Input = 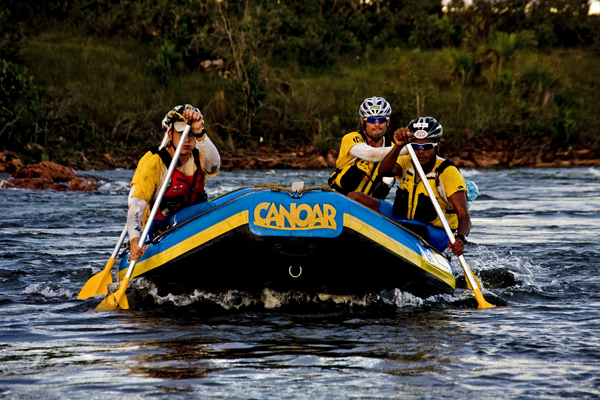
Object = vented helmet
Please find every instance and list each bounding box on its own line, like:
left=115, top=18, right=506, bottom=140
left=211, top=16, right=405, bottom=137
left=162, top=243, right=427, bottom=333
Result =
left=161, top=104, right=200, bottom=131
left=407, top=117, right=443, bottom=140
left=359, top=97, right=392, bottom=119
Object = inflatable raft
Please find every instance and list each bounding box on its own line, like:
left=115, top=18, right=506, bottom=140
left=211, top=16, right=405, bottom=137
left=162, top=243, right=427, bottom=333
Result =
left=116, top=184, right=456, bottom=298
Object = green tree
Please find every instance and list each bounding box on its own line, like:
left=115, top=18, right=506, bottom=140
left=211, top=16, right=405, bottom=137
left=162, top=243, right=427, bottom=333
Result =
left=485, top=30, right=536, bottom=78
left=528, top=0, right=590, bottom=47
left=449, top=49, right=478, bottom=86
left=409, top=14, right=458, bottom=49
left=0, top=59, right=41, bottom=150
left=0, top=8, right=41, bottom=151
left=210, top=1, right=269, bottom=137
left=147, top=40, right=183, bottom=84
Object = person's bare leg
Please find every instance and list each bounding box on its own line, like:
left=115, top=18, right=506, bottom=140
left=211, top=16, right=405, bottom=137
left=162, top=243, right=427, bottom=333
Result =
left=347, top=191, right=380, bottom=211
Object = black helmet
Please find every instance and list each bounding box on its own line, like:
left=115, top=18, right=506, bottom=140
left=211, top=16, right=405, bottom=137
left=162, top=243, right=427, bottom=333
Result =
left=407, top=117, right=443, bottom=140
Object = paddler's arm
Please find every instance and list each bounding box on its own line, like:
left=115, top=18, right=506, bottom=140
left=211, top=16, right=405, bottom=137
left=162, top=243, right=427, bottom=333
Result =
left=348, top=142, right=393, bottom=162
left=126, top=152, right=162, bottom=261
left=184, top=108, right=221, bottom=175
left=448, top=190, right=471, bottom=257
left=127, top=186, right=148, bottom=261
left=379, top=128, right=410, bottom=176
left=196, top=134, right=221, bottom=175
left=347, top=129, right=405, bottom=211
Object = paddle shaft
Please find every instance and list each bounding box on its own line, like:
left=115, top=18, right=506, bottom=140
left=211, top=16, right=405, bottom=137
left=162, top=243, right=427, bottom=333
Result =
left=111, top=225, right=128, bottom=260
left=77, top=224, right=128, bottom=299
left=406, top=144, right=481, bottom=292
left=121, top=121, right=193, bottom=282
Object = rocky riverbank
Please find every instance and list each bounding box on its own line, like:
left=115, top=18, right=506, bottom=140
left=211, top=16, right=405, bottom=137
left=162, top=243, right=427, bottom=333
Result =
left=221, top=146, right=600, bottom=170
left=1, top=147, right=599, bottom=191
left=0, top=152, right=98, bottom=191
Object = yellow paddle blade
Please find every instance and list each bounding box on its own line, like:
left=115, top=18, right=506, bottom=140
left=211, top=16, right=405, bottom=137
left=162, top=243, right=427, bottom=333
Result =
left=473, top=288, right=495, bottom=309
left=95, top=277, right=130, bottom=311
left=95, top=293, right=120, bottom=311
left=78, top=258, right=115, bottom=299
left=464, top=272, right=482, bottom=290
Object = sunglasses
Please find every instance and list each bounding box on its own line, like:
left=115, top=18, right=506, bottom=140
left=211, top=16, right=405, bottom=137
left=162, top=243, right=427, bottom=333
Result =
left=410, top=142, right=438, bottom=151
left=365, top=116, right=389, bottom=124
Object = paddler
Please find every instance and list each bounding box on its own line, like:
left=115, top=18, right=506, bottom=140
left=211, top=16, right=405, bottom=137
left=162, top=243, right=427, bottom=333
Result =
left=328, top=96, right=396, bottom=200
left=127, top=104, right=221, bottom=261
left=349, top=117, right=471, bottom=257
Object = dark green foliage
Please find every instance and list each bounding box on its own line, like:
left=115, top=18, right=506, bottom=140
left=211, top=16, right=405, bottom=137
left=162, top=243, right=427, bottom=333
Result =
left=147, top=41, right=183, bottom=84
left=528, top=0, right=590, bottom=47
left=2, top=0, right=600, bottom=166
left=0, top=9, right=42, bottom=151
left=0, top=59, right=42, bottom=150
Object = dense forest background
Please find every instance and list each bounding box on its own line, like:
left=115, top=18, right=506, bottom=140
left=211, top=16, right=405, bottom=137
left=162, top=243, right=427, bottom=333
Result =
left=2, top=0, right=600, bottom=169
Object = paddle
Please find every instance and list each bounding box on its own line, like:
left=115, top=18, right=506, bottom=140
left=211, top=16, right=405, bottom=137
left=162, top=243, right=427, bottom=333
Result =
left=96, top=120, right=192, bottom=311
left=406, top=143, right=494, bottom=309
left=77, top=225, right=127, bottom=299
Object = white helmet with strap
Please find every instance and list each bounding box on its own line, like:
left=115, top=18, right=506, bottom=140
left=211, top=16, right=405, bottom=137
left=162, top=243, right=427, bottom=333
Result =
left=359, top=97, right=392, bottom=119
left=159, top=104, right=201, bottom=149
left=161, top=104, right=200, bottom=131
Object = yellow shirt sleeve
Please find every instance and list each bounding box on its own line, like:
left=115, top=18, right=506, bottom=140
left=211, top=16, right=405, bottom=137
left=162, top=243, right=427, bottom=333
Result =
left=335, top=131, right=366, bottom=169
left=440, top=164, right=466, bottom=198
left=130, top=152, right=163, bottom=203
left=395, top=155, right=412, bottom=179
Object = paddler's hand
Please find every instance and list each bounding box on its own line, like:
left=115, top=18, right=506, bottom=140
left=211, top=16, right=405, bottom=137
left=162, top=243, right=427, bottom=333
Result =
left=393, top=127, right=411, bottom=147
left=129, top=237, right=146, bottom=261
left=182, top=108, right=204, bottom=138
left=449, top=237, right=465, bottom=257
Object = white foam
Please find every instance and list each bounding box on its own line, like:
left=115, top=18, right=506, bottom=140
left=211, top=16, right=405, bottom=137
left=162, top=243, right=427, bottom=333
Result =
left=124, top=278, right=445, bottom=310
left=22, top=283, right=75, bottom=299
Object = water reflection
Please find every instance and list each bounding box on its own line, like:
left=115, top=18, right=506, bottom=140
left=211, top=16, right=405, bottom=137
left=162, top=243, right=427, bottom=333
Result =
left=123, top=309, right=468, bottom=385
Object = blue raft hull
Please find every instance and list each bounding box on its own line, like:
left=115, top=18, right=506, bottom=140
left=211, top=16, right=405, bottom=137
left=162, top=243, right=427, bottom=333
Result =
left=117, top=186, right=456, bottom=298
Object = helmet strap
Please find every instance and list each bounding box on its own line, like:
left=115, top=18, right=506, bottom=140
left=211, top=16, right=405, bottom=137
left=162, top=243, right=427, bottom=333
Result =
left=167, top=127, right=175, bottom=148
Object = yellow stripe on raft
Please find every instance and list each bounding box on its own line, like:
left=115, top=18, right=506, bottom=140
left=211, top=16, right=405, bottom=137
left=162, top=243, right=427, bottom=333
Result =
left=119, top=211, right=249, bottom=280
left=118, top=210, right=454, bottom=289
left=343, top=214, right=455, bottom=289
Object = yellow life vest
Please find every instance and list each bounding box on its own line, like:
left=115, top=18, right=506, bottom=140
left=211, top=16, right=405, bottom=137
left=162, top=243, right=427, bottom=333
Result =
left=328, top=130, right=393, bottom=199
left=392, top=156, right=466, bottom=230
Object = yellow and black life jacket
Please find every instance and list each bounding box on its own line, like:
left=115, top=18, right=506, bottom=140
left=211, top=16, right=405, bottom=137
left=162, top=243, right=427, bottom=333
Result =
left=392, top=158, right=462, bottom=229
left=328, top=130, right=393, bottom=199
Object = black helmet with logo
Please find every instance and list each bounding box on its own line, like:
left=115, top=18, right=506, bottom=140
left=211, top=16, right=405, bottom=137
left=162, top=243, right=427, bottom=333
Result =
left=407, top=117, right=443, bottom=140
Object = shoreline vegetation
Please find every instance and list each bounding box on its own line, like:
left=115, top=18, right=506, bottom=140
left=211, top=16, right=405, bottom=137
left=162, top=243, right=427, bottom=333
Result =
left=2, top=0, right=600, bottom=174
left=1, top=147, right=599, bottom=192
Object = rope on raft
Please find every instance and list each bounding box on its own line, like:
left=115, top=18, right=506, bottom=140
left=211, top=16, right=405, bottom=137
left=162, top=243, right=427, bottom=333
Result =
left=257, top=183, right=334, bottom=195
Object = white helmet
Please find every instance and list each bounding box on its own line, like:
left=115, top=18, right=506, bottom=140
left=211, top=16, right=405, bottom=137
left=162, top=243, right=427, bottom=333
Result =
left=359, top=97, right=392, bottom=119
left=161, top=104, right=201, bottom=131
left=159, top=104, right=201, bottom=149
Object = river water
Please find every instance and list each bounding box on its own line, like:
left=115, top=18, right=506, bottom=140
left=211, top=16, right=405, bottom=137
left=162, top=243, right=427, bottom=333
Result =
left=1, top=167, right=599, bottom=399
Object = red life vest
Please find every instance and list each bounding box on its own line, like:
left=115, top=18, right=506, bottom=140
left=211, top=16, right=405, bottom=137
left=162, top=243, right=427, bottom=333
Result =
left=152, top=148, right=207, bottom=221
